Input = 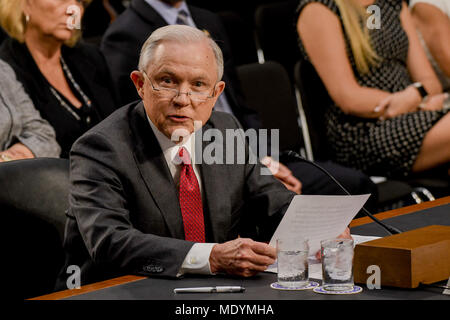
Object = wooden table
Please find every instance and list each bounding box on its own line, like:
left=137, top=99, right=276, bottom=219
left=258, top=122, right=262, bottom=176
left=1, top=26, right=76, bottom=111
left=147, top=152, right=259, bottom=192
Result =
left=30, top=196, right=450, bottom=300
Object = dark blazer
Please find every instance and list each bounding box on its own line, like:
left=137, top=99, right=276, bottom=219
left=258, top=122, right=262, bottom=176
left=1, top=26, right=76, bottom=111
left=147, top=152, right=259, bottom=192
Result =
left=100, top=0, right=261, bottom=130
left=0, top=38, right=118, bottom=158
left=56, top=102, right=295, bottom=288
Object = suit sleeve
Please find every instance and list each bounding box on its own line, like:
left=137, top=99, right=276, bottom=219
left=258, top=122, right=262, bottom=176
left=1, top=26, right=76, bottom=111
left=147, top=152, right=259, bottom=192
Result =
left=226, top=114, right=296, bottom=241
left=69, top=131, right=194, bottom=278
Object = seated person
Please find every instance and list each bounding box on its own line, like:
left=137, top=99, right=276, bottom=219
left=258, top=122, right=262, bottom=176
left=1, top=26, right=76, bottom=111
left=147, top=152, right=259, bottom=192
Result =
left=101, top=0, right=378, bottom=203
left=0, top=59, right=60, bottom=162
left=0, top=0, right=118, bottom=158
left=56, top=25, right=351, bottom=289
left=410, top=0, right=450, bottom=91
left=296, top=0, right=450, bottom=178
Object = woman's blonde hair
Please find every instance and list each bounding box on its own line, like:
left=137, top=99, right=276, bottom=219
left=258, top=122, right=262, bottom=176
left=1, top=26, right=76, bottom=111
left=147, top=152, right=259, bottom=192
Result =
left=0, top=0, right=92, bottom=47
left=334, top=0, right=380, bottom=74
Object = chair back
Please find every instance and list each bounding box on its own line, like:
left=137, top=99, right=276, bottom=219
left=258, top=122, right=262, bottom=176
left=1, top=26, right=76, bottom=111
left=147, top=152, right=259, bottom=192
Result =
left=254, top=1, right=301, bottom=79
left=218, top=10, right=258, bottom=66
left=0, top=158, right=70, bottom=298
left=236, top=61, right=303, bottom=153
left=294, top=59, right=334, bottom=161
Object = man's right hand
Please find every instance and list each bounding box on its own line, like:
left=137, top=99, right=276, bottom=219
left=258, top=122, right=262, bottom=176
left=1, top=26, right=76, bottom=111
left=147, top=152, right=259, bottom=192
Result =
left=209, top=238, right=276, bottom=277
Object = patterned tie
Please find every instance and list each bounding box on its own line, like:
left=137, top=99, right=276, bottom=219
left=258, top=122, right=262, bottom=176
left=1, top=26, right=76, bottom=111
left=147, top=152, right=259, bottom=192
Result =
left=176, top=10, right=189, bottom=25
left=178, top=147, right=205, bottom=242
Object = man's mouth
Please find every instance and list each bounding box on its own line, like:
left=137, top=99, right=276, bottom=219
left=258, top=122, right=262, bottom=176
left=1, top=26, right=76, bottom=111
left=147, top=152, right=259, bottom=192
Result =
left=168, top=115, right=190, bottom=122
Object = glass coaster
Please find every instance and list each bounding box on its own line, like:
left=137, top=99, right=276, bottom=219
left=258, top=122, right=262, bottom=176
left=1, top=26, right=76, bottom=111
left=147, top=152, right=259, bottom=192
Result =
left=270, top=281, right=320, bottom=291
left=313, top=285, right=363, bottom=295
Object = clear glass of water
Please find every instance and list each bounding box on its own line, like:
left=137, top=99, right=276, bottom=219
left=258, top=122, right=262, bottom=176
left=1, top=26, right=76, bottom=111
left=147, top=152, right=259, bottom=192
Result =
left=320, top=239, right=354, bottom=291
left=276, top=237, right=309, bottom=288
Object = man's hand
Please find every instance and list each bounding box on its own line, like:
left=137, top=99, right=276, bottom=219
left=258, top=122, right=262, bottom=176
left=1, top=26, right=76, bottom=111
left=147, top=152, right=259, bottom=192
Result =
left=209, top=238, right=276, bottom=277
left=261, top=156, right=302, bottom=194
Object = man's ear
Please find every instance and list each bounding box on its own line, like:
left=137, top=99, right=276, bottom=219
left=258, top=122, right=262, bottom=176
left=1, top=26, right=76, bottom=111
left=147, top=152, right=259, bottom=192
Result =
left=214, top=80, right=226, bottom=98
left=130, top=71, right=145, bottom=99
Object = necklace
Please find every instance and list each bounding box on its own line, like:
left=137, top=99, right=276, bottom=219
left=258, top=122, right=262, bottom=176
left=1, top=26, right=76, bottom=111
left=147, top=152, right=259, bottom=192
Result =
left=49, top=56, right=93, bottom=125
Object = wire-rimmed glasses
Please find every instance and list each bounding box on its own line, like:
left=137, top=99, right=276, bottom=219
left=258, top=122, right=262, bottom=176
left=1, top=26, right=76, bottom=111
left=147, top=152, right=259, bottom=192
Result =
left=142, top=71, right=216, bottom=103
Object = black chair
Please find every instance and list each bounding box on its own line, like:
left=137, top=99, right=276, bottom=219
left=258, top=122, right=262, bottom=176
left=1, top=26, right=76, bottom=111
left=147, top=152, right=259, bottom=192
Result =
left=235, top=61, right=303, bottom=154
left=254, top=0, right=301, bottom=80
left=0, top=158, right=70, bottom=299
left=292, top=59, right=432, bottom=211
left=217, top=10, right=259, bottom=66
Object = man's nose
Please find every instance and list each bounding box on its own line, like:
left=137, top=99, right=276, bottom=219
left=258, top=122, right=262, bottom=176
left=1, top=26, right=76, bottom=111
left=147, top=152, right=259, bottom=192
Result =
left=173, top=87, right=191, bottom=106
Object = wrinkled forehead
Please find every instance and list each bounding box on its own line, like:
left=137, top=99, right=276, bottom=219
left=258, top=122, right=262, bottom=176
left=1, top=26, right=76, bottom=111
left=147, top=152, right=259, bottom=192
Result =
left=147, top=39, right=219, bottom=80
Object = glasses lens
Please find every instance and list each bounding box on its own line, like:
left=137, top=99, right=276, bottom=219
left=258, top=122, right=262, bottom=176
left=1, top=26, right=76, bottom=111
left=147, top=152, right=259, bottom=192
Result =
left=145, top=72, right=214, bottom=102
left=189, top=92, right=210, bottom=102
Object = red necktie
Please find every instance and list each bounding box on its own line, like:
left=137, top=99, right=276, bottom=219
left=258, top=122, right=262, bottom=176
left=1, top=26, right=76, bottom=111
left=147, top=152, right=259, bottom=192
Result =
left=178, top=147, right=205, bottom=242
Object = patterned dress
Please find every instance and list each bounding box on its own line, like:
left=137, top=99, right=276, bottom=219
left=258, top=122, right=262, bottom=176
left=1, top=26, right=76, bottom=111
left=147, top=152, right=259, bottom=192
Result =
left=296, top=0, right=449, bottom=178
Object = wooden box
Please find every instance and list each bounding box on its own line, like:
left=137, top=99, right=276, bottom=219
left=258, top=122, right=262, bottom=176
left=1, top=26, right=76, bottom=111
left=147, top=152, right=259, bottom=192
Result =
left=353, top=225, right=450, bottom=288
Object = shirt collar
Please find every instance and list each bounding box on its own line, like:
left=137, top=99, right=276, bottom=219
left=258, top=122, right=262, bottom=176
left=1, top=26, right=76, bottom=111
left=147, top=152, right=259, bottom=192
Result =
left=147, top=115, right=196, bottom=165
left=144, top=0, right=195, bottom=26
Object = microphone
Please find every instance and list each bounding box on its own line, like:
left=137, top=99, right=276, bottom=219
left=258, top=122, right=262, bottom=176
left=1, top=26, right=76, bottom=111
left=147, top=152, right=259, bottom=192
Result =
left=282, top=150, right=402, bottom=235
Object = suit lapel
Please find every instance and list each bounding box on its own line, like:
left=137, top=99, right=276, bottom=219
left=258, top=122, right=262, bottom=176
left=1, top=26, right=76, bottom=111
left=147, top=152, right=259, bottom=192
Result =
left=197, top=121, right=231, bottom=244
left=129, top=104, right=231, bottom=242
left=130, top=103, right=185, bottom=239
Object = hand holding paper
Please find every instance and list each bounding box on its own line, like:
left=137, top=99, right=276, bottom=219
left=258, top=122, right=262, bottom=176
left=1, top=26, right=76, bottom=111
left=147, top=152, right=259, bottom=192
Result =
left=269, top=194, right=370, bottom=255
left=266, top=194, right=370, bottom=277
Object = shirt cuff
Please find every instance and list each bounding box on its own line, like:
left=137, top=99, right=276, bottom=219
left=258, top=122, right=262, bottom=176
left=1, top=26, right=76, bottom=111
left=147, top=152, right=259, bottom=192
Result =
left=177, top=243, right=217, bottom=277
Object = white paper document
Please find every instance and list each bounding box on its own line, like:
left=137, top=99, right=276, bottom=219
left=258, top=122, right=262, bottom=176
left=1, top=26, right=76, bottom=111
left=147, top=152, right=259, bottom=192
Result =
left=269, top=194, right=371, bottom=255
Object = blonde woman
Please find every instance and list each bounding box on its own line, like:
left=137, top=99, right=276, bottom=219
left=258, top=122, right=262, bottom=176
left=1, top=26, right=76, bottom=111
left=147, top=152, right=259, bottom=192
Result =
left=0, top=0, right=117, bottom=158
left=296, top=0, right=450, bottom=178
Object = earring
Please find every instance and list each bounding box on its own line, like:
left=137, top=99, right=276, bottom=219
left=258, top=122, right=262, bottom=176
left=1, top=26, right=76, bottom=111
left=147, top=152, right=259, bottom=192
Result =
left=25, top=14, right=30, bottom=24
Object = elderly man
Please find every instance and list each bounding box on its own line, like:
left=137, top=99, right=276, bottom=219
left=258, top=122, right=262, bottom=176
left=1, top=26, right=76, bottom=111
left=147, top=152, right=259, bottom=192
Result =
left=56, top=25, right=300, bottom=289
left=101, top=0, right=378, bottom=208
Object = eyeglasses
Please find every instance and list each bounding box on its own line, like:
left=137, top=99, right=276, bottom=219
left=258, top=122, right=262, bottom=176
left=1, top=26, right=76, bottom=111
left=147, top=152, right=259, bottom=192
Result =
left=142, top=71, right=216, bottom=103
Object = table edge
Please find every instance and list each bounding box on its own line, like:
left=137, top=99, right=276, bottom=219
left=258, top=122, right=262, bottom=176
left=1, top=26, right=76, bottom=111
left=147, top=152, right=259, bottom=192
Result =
left=349, top=196, right=450, bottom=228
left=30, top=196, right=450, bottom=300
left=28, top=275, right=147, bottom=300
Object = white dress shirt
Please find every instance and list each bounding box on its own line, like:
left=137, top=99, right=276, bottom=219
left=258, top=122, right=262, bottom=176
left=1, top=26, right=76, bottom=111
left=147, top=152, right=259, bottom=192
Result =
left=147, top=116, right=216, bottom=276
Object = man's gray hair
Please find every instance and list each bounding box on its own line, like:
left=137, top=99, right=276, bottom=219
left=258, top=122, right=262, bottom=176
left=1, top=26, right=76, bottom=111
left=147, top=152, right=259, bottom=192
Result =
left=138, top=25, right=224, bottom=81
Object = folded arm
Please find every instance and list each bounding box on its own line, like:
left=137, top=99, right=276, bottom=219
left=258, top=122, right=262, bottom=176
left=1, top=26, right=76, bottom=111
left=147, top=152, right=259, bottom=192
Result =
left=411, top=2, right=450, bottom=78
left=297, top=2, right=443, bottom=119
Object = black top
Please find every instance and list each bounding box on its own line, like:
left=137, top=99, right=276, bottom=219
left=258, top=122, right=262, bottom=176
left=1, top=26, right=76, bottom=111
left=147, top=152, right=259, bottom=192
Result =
left=0, top=38, right=118, bottom=158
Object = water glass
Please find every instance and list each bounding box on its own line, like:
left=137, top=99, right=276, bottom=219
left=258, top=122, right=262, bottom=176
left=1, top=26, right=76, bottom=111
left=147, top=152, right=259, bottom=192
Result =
left=276, top=238, right=309, bottom=288
left=320, top=239, right=354, bottom=291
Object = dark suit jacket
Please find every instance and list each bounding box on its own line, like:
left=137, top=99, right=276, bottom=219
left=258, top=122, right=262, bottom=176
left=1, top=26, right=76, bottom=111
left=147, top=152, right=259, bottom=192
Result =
left=0, top=38, right=118, bottom=157
left=100, top=0, right=261, bottom=130
left=56, top=101, right=295, bottom=288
